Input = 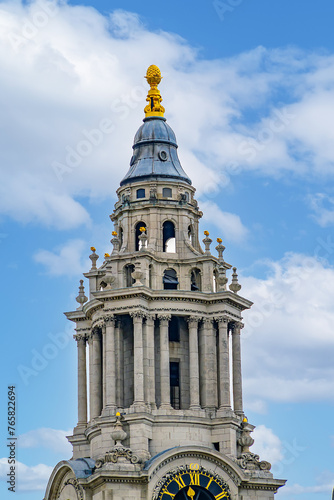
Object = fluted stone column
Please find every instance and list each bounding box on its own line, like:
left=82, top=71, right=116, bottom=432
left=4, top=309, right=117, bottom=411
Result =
left=102, top=324, right=106, bottom=408
left=74, top=333, right=87, bottom=426
left=90, top=327, right=103, bottom=419
left=202, top=318, right=218, bottom=410
left=158, top=314, right=171, bottom=409
left=104, top=315, right=117, bottom=414
left=115, top=320, right=124, bottom=408
left=145, top=315, right=156, bottom=409
left=217, top=317, right=231, bottom=409
left=232, top=322, right=243, bottom=415
left=88, top=334, right=93, bottom=420
left=130, top=311, right=145, bottom=409
left=188, top=316, right=200, bottom=409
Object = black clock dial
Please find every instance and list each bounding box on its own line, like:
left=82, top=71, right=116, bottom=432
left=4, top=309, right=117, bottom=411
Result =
left=157, top=465, right=230, bottom=500
left=174, top=485, right=215, bottom=500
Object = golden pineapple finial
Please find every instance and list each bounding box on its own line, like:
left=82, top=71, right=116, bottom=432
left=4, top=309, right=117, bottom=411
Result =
left=144, top=65, right=165, bottom=118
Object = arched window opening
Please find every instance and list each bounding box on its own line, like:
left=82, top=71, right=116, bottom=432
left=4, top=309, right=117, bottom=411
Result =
left=163, top=187, right=172, bottom=198
left=149, top=264, right=153, bottom=289
left=191, top=268, right=201, bottom=291
left=188, top=225, right=193, bottom=244
left=119, top=227, right=123, bottom=249
left=170, top=361, right=180, bottom=409
left=135, top=221, right=146, bottom=251
left=168, top=316, right=180, bottom=342
left=213, top=269, right=218, bottom=293
left=124, top=264, right=135, bottom=287
left=163, top=221, right=176, bottom=253
left=163, top=268, right=178, bottom=290
left=136, top=188, right=145, bottom=199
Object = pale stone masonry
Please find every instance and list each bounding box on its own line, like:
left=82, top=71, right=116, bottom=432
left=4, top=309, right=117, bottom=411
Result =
left=44, top=66, right=285, bottom=500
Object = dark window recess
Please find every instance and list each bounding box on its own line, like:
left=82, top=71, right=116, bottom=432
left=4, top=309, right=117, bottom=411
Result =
left=170, top=362, right=180, bottom=409
left=124, top=264, right=135, bottom=287
left=135, top=221, right=146, bottom=251
left=136, top=189, right=145, bottom=199
left=163, top=221, right=175, bottom=252
left=213, top=442, right=220, bottom=451
left=169, top=316, right=180, bottom=342
left=119, top=227, right=123, bottom=249
left=163, top=269, right=178, bottom=290
left=191, top=269, right=201, bottom=291
left=163, top=187, right=172, bottom=198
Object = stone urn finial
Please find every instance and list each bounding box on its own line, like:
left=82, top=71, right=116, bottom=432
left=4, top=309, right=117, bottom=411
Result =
left=103, top=262, right=115, bottom=289
left=76, top=280, right=88, bottom=309
left=89, top=247, right=99, bottom=270
left=238, top=418, right=255, bottom=453
left=202, top=231, right=212, bottom=255
left=139, top=227, right=148, bottom=251
left=111, top=413, right=127, bottom=445
left=111, top=231, right=120, bottom=253
left=215, top=238, right=225, bottom=262
left=229, top=267, right=241, bottom=293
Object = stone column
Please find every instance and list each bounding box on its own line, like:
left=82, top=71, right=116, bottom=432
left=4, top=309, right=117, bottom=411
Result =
left=88, top=334, right=93, bottom=420
left=102, top=324, right=106, bottom=408
left=202, top=318, right=218, bottom=410
left=188, top=316, right=200, bottom=409
left=104, top=315, right=117, bottom=414
left=90, top=327, right=103, bottom=419
left=74, top=333, right=87, bottom=426
left=130, top=311, right=146, bottom=409
left=232, top=322, right=243, bottom=415
left=145, top=315, right=156, bottom=409
left=115, top=319, right=124, bottom=408
left=158, top=314, right=171, bottom=409
left=217, top=317, right=231, bottom=409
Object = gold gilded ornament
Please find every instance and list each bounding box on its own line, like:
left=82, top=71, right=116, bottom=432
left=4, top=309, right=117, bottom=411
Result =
left=144, top=65, right=165, bottom=118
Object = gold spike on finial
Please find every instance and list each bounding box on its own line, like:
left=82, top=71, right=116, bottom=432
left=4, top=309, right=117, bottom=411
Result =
left=144, top=65, right=165, bottom=118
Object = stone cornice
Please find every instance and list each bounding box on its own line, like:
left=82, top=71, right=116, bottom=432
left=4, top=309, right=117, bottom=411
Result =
left=93, top=251, right=232, bottom=270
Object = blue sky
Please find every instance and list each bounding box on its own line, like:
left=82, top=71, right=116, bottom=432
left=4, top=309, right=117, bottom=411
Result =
left=0, top=0, right=334, bottom=498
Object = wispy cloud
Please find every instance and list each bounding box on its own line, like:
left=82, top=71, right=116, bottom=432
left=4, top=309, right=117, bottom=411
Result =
left=1, top=2, right=334, bottom=230
left=18, top=427, right=72, bottom=455
left=0, top=457, right=53, bottom=492
left=241, top=252, right=334, bottom=407
left=34, top=239, right=88, bottom=276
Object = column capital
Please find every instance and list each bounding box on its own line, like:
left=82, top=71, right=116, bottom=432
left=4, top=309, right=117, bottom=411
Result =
left=157, top=313, right=171, bottom=322
left=187, top=316, right=200, bottom=325
left=202, top=317, right=214, bottom=325
left=91, top=327, right=102, bottom=340
left=230, top=321, right=244, bottom=333
left=104, top=314, right=115, bottom=325
left=130, top=310, right=146, bottom=320
left=73, top=333, right=87, bottom=343
left=215, top=316, right=229, bottom=325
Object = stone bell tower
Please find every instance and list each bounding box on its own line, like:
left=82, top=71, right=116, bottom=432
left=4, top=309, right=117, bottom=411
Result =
left=44, top=65, right=285, bottom=500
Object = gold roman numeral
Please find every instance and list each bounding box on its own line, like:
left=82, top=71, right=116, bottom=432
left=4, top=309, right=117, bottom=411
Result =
left=174, top=475, right=186, bottom=489
left=189, top=472, right=200, bottom=486
left=162, top=487, right=175, bottom=499
left=215, top=491, right=228, bottom=500
left=205, top=477, right=213, bottom=490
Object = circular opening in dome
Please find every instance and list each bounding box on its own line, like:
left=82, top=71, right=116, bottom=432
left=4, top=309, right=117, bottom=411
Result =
left=158, top=150, right=168, bottom=161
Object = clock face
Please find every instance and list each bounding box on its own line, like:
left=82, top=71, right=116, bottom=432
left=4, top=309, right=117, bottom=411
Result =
left=157, top=465, right=230, bottom=500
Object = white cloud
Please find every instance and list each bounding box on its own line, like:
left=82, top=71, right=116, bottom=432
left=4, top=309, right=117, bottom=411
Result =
left=308, top=193, right=334, bottom=227
left=0, top=457, right=53, bottom=491
left=0, top=2, right=334, bottom=230
left=200, top=201, right=248, bottom=244
left=252, top=425, right=283, bottom=465
left=19, top=427, right=72, bottom=455
left=34, top=238, right=88, bottom=276
left=240, top=252, right=334, bottom=406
